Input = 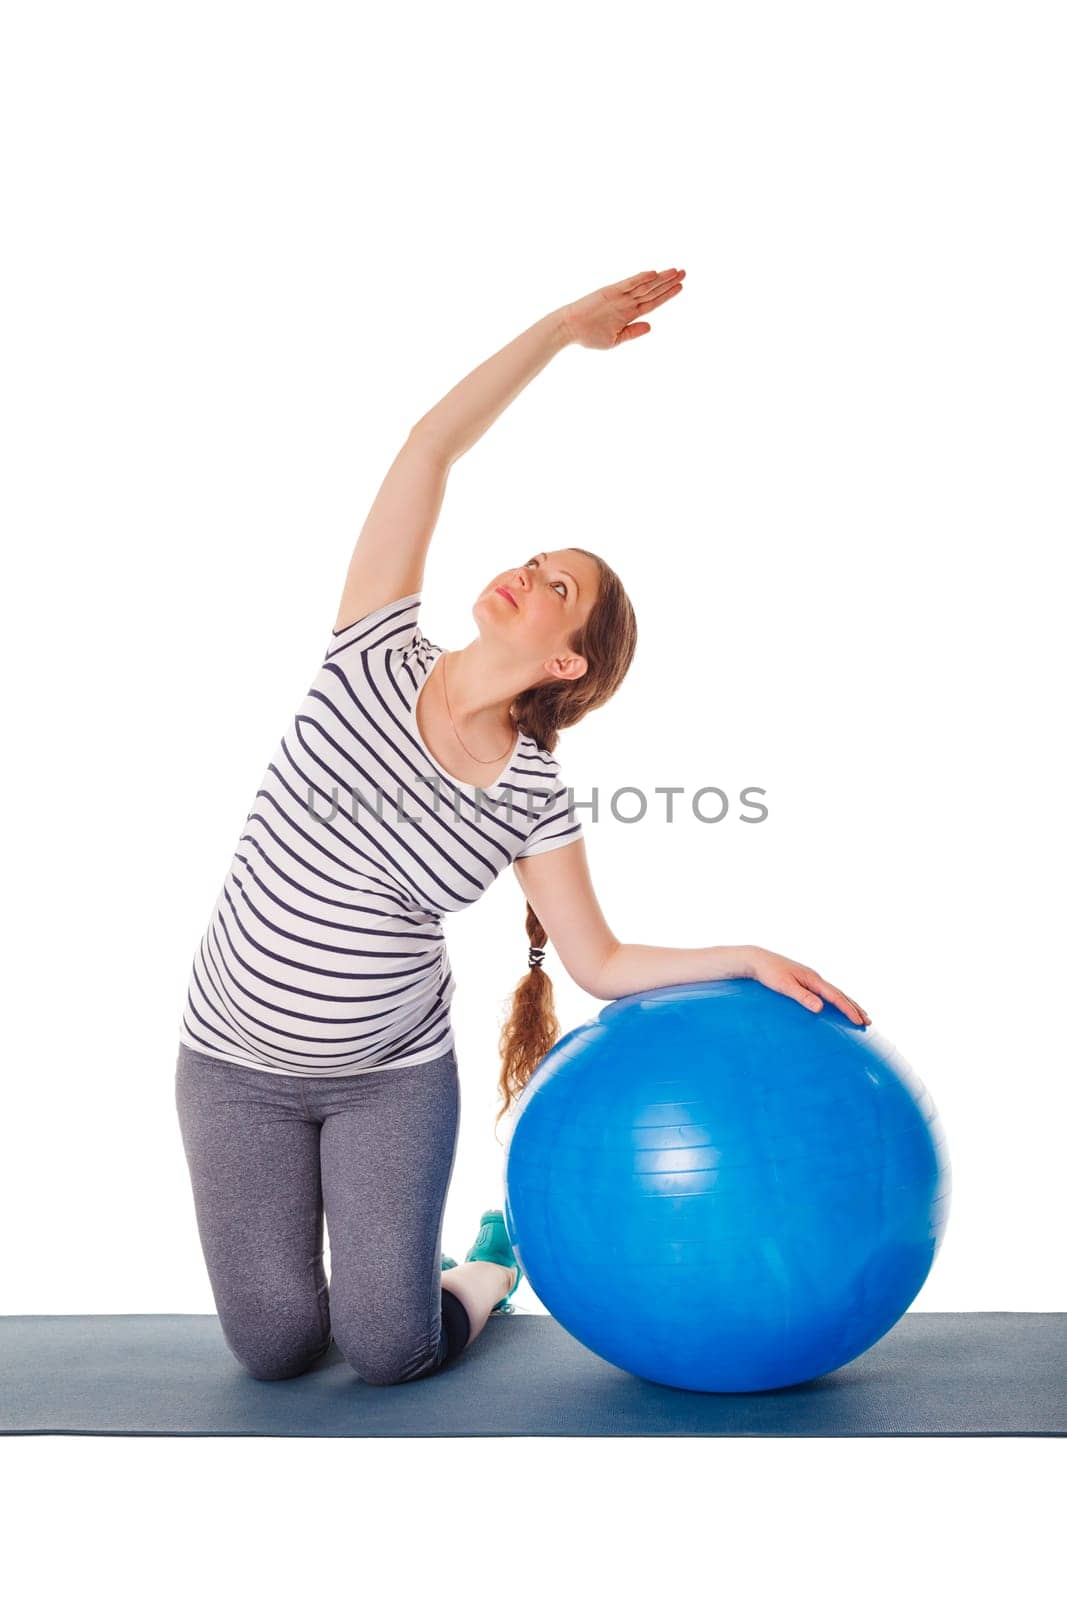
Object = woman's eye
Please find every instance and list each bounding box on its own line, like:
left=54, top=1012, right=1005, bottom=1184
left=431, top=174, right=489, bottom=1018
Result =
left=523, top=558, right=567, bottom=598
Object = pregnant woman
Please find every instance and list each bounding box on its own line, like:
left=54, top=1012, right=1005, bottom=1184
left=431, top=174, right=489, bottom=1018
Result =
left=175, top=267, right=871, bottom=1386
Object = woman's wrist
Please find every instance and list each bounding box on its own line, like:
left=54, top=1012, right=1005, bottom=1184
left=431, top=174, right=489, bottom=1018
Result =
left=554, top=302, right=577, bottom=348
left=724, top=944, right=759, bottom=979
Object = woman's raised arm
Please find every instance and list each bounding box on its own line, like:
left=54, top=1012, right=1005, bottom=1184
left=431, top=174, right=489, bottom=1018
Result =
left=334, top=271, right=685, bottom=630
left=333, top=429, right=452, bottom=632
left=333, top=308, right=571, bottom=631
left=416, top=270, right=685, bottom=465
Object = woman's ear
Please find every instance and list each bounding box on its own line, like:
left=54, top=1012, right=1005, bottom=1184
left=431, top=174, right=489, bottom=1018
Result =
left=555, top=653, right=589, bottom=683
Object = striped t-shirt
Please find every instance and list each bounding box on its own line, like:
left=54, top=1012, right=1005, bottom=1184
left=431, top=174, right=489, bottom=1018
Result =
left=178, top=592, right=583, bottom=1077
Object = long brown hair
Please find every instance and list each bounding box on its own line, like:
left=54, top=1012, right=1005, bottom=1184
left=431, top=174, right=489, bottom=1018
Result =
left=494, top=548, right=637, bottom=1133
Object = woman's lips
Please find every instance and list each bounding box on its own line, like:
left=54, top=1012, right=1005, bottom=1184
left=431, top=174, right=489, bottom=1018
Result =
left=495, top=585, right=519, bottom=609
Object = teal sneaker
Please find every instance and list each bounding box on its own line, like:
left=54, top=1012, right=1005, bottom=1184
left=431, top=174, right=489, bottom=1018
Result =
left=440, top=1253, right=458, bottom=1272
left=464, top=1208, right=523, bottom=1313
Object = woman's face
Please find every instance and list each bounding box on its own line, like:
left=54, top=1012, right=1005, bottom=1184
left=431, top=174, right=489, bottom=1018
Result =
left=476, top=549, right=600, bottom=673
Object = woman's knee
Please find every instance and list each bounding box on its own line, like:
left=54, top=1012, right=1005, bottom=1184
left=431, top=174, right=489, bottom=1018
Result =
left=337, top=1293, right=469, bottom=1385
left=335, top=1326, right=449, bottom=1386
left=239, top=1338, right=331, bottom=1382
left=223, top=1305, right=331, bottom=1382
left=340, top=1344, right=435, bottom=1386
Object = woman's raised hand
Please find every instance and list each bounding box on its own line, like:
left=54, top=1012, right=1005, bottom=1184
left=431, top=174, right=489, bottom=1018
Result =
left=744, top=946, right=872, bottom=1027
left=561, top=267, right=686, bottom=350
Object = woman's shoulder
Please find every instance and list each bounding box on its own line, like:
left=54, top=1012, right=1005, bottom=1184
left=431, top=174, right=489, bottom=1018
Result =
left=514, top=731, right=562, bottom=770
left=323, top=590, right=427, bottom=667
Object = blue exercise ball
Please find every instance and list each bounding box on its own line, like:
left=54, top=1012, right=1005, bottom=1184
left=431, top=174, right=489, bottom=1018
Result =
left=503, top=978, right=951, bottom=1393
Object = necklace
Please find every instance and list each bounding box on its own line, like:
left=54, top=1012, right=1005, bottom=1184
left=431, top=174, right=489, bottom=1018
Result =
left=440, top=650, right=515, bottom=764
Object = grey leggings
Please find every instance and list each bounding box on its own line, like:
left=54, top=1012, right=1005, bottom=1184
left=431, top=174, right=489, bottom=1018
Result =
left=174, top=1041, right=471, bottom=1384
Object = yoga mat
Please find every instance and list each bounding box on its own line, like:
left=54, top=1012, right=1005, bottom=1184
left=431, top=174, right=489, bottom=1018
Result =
left=1, top=1312, right=1063, bottom=1438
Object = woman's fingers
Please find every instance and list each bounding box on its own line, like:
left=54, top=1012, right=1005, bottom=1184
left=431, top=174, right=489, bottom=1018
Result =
left=634, top=269, right=685, bottom=305
left=754, top=950, right=872, bottom=1026
left=786, top=978, right=824, bottom=1012
left=620, top=270, right=661, bottom=291
left=619, top=268, right=678, bottom=294
left=635, top=284, right=684, bottom=316
left=616, top=268, right=685, bottom=304
left=614, top=276, right=684, bottom=340
left=803, top=972, right=871, bottom=1026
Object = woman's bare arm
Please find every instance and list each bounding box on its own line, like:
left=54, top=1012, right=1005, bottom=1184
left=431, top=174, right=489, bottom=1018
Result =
left=416, top=269, right=685, bottom=465
left=334, top=273, right=684, bottom=629
left=414, top=306, right=574, bottom=466
left=333, top=429, right=451, bottom=632
left=512, top=844, right=871, bottom=1024
left=512, top=842, right=750, bottom=1001
left=333, top=309, right=573, bottom=631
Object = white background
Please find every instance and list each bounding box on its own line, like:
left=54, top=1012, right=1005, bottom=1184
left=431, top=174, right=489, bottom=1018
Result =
left=2, top=0, right=1063, bottom=1592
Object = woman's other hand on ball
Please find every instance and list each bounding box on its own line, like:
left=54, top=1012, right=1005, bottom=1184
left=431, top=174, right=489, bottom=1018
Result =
left=742, top=946, right=871, bottom=1026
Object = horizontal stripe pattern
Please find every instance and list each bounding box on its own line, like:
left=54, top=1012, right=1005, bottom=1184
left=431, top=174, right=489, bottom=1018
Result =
left=178, top=592, right=583, bottom=1076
